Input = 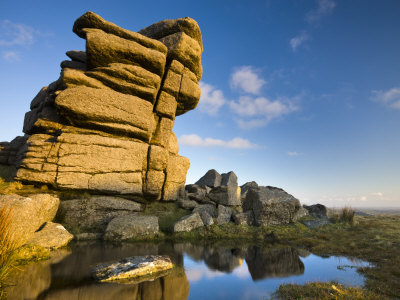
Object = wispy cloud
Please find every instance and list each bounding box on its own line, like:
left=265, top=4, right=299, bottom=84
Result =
left=287, top=151, right=304, bottom=156
left=179, top=134, right=259, bottom=149
left=306, top=0, right=337, bottom=24
left=371, top=87, right=400, bottom=110
left=290, top=0, right=336, bottom=51
left=230, top=66, right=266, bottom=95
left=0, top=20, right=35, bottom=46
left=290, top=31, right=310, bottom=51
left=230, top=95, right=299, bottom=129
left=2, top=51, right=20, bottom=62
left=198, top=82, right=227, bottom=115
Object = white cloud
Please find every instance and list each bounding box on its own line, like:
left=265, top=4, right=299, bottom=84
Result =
left=0, top=20, right=35, bottom=46
left=371, top=87, right=400, bottom=110
left=372, top=192, right=383, bottom=197
left=306, top=0, right=336, bottom=24
left=2, top=51, right=20, bottom=62
left=198, top=82, right=227, bottom=115
left=287, top=151, right=304, bottom=156
left=290, top=31, right=310, bottom=51
left=179, top=134, right=258, bottom=149
left=230, top=95, right=299, bottom=129
left=230, top=66, right=266, bottom=95
left=360, top=196, right=367, bottom=201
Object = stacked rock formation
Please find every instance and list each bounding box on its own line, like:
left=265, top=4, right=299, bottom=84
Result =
left=9, top=12, right=203, bottom=201
left=173, top=169, right=329, bottom=231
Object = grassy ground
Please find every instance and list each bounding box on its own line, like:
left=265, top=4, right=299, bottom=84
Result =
left=1, top=166, right=399, bottom=299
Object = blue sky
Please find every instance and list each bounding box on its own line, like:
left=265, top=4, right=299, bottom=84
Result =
left=0, top=0, right=399, bottom=207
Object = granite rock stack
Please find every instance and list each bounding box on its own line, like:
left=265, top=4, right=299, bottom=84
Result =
left=6, top=12, right=203, bottom=201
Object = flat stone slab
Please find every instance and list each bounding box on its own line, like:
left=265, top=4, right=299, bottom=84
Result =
left=92, top=255, right=174, bottom=283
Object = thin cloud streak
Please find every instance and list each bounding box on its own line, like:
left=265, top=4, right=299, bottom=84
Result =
left=290, top=31, right=310, bottom=51
left=2, top=51, right=20, bottom=62
left=306, top=0, right=336, bottom=24
left=0, top=20, right=35, bottom=46
left=287, top=151, right=304, bottom=156
left=179, top=134, right=259, bottom=149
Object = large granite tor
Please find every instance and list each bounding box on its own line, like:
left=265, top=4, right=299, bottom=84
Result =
left=15, top=12, right=203, bottom=201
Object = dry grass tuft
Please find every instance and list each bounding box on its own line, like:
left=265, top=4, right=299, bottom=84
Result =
left=0, top=205, right=17, bottom=297
left=340, top=206, right=355, bottom=224
left=274, top=281, right=387, bottom=299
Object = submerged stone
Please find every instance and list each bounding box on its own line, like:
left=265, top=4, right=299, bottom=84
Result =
left=92, top=255, right=174, bottom=283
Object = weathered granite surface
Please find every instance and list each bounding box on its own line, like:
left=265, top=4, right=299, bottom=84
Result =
left=92, top=255, right=174, bottom=283
left=3, top=12, right=203, bottom=201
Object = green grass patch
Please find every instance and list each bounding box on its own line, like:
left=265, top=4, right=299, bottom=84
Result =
left=143, top=201, right=191, bottom=232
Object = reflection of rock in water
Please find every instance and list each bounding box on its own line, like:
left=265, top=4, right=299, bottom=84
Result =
left=174, top=242, right=245, bottom=273
left=37, top=268, right=189, bottom=300
left=203, top=247, right=243, bottom=273
left=245, top=246, right=304, bottom=280
left=5, top=249, right=71, bottom=300
left=46, top=241, right=182, bottom=288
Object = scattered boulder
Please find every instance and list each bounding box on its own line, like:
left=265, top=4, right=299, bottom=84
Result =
left=195, top=169, right=221, bottom=187
left=240, top=181, right=258, bottom=199
left=293, top=206, right=309, bottom=221
left=243, top=186, right=301, bottom=226
left=177, top=198, right=198, bottom=210
left=232, top=211, right=254, bottom=226
left=208, top=186, right=241, bottom=206
left=221, top=171, right=238, bottom=187
left=193, top=204, right=216, bottom=218
left=92, top=255, right=174, bottom=283
left=0, top=194, right=60, bottom=246
left=185, top=184, right=208, bottom=202
left=103, top=215, right=159, bottom=241
left=57, top=196, right=144, bottom=233
left=28, top=222, right=73, bottom=249
left=216, top=205, right=232, bottom=225
left=173, top=212, right=204, bottom=232
left=303, top=204, right=328, bottom=219
left=199, top=210, right=214, bottom=226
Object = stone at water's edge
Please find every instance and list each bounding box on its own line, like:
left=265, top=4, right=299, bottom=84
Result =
left=103, top=214, right=159, bottom=241
left=0, top=194, right=60, bottom=246
left=28, top=222, right=74, bottom=249
left=173, top=212, right=204, bottom=232
left=92, top=255, right=174, bottom=283
left=57, top=195, right=144, bottom=233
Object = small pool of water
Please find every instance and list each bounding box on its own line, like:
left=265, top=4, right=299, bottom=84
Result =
left=6, top=241, right=370, bottom=300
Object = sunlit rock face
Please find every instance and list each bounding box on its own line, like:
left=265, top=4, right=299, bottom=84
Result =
left=11, top=12, right=203, bottom=201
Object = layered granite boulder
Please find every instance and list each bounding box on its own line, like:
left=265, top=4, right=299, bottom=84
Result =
left=9, top=12, right=203, bottom=201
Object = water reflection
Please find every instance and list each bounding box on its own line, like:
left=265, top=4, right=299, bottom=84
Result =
left=6, top=241, right=368, bottom=300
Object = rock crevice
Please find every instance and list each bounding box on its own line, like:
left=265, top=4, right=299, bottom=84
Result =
left=3, top=12, right=203, bottom=201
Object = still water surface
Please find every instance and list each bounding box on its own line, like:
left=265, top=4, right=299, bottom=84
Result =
left=7, top=241, right=369, bottom=300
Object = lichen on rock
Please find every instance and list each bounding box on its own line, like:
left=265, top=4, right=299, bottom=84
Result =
left=3, top=11, right=203, bottom=202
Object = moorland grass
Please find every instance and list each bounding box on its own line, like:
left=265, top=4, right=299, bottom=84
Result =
left=0, top=205, right=17, bottom=299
